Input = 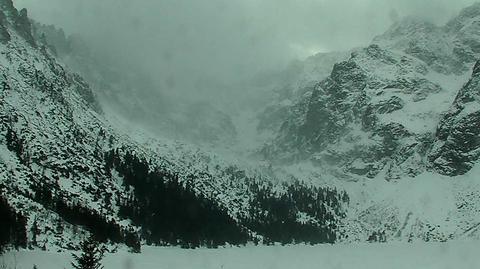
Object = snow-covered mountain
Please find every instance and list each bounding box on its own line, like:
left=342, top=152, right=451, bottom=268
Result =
left=0, top=0, right=349, bottom=252
left=254, top=3, right=480, bottom=242
left=256, top=51, right=349, bottom=138
left=30, top=21, right=238, bottom=148
left=2, top=0, right=480, bottom=253
left=262, top=4, right=480, bottom=180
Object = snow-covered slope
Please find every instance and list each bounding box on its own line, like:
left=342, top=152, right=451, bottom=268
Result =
left=5, top=242, right=480, bottom=269
left=263, top=4, right=480, bottom=180
left=2, top=0, right=480, bottom=252
left=256, top=3, right=480, bottom=243
left=0, top=0, right=349, bottom=251
left=31, top=21, right=238, bottom=148
left=339, top=164, right=480, bottom=243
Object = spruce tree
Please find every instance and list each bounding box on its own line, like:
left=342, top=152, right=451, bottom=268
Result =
left=71, top=236, right=105, bottom=269
left=31, top=219, right=39, bottom=247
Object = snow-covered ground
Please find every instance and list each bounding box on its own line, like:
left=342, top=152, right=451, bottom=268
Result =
left=2, top=242, right=480, bottom=269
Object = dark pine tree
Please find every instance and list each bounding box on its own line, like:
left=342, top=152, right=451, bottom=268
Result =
left=0, top=193, right=28, bottom=252
left=30, top=218, right=39, bottom=248
left=71, top=236, right=105, bottom=269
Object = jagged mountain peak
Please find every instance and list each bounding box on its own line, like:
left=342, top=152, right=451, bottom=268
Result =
left=371, top=5, right=480, bottom=75
left=446, top=2, right=480, bottom=31
left=0, top=0, right=35, bottom=47
left=263, top=40, right=452, bottom=178
left=263, top=5, right=480, bottom=179
left=255, top=4, right=480, bottom=241
left=379, top=16, right=439, bottom=37
left=372, top=16, right=441, bottom=44
left=459, top=1, right=480, bottom=16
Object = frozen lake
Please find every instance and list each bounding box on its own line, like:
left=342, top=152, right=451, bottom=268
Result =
left=2, top=241, right=480, bottom=269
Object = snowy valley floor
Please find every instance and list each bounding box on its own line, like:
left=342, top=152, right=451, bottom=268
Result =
left=2, top=242, right=480, bottom=269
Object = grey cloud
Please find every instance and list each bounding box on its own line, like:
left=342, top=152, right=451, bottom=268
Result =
left=14, top=0, right=479, bottom=98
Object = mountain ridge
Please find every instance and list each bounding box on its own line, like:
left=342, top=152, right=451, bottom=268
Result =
left=2, top=0, right=480, bottom=253
left=261, top=3, right=480, bottom=180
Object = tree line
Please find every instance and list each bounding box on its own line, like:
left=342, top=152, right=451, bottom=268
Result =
left=106, top=149, right=349, bottom=247
left=31, top=181, right=141, bottom=252
left=0, top=191, right=27, bottom=253
left=107, top=149, right=250, bottom=248
left=241, top=173, right=348, bottom=244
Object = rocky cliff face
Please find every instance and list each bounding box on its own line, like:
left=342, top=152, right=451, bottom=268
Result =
left=430, top=61, right=480, bottom=175
left=256, top=51, right=349, bottom=137
left=0, top=0, right=35, bottom=46
left=251, top=4, right=480, bottom=242
left=263, top=4, right=480, bottom=180
left=264, top=44, right=446, bottom=180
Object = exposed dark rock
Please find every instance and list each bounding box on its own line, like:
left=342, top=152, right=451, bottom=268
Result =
left=430, top=60, right=480, bottom=176
left=375, top=96, right=405, bottom=114
left=0, top=10, right=10, bottom=43
left=446, top=3, right=480, bottom=33
left=264, top=44, right=436, bottom=179
left=0, top=0, right=16, bottom=18
left=14, top=8, right=36, bottom=47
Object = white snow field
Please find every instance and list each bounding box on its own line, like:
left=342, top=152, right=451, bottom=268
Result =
left=2, top=242, right=480, bottom=269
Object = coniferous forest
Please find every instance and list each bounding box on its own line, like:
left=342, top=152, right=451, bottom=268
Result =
left=244, top=179, right=349, bottom=244
left=30, top=180, right=141, bottom=252
left=1, top=126, right=348, bottom=251
left=106, top=149, right=348, bottom=248
left=108, top=149, right=251, bottom=248
left=0, top=192, right=28, bottom=253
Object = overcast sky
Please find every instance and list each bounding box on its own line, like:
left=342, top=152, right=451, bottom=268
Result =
left=13, top=0, right=479, bottom=95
